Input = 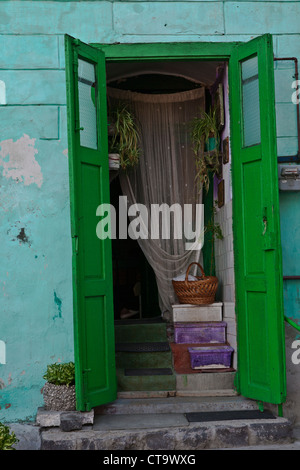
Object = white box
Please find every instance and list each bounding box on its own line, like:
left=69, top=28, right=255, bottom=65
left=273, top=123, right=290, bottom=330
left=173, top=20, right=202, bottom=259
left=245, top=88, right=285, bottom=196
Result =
left=171, top=303, right=223, bottom=322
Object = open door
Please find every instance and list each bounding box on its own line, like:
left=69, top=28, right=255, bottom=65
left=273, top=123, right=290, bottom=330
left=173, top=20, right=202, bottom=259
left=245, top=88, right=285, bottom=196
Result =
left=65, top=35, right=116, bottom=411
left=229, top=34, right=286, bottom=405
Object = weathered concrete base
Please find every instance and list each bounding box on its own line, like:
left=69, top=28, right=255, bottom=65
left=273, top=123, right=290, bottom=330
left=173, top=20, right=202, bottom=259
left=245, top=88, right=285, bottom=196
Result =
left=40, top=417, right=292, bottom=450
left=8, top=423, right=41, bottom=451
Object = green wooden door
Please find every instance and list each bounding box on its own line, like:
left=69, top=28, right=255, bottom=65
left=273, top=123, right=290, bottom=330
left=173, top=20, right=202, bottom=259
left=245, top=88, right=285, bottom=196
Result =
left=229, top=34, right=286, bottom=404
left=65, top=35, right=117, bottom=411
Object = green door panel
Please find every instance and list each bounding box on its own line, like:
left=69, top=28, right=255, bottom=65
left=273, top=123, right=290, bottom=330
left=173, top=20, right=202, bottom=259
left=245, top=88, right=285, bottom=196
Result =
left=229, top=34, right=286, bottom=404
left=65, top=35, right=117, bottom=411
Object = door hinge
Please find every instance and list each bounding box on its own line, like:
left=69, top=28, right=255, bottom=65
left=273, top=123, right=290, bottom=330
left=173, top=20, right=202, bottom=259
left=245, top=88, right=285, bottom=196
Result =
left=257, top=401, right=264, bottom=412
left=82, top=369, right=91, bottom=411
left=85, top=402, right=92, bottom=412
left=72, top=235, right=79, bottom=254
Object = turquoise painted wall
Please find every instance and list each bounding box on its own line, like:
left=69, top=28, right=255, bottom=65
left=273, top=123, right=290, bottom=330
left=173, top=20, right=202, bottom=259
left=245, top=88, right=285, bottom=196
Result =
left=280, top=192, right=300, bottom=322
left=0, top=0, right=300, bottom=422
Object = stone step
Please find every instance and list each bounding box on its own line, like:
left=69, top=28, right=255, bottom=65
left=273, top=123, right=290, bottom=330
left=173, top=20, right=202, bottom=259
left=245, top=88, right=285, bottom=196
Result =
left=40, top=414, right=293, bottom=450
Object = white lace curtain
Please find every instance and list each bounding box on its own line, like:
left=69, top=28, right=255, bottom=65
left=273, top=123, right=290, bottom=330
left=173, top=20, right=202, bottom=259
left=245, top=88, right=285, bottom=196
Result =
left=107, top=86, right=205, bottom=315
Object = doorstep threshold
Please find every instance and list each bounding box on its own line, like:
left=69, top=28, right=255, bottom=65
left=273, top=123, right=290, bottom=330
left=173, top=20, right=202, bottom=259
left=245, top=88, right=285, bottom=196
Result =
left=117, top=389, right=237, bottom=399
left=93, top=408, right=276, bottom=431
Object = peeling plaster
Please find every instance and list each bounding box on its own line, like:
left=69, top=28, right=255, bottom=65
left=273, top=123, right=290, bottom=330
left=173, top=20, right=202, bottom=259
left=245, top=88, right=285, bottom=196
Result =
left=16, top=227, right=31, bottom=246
left=0, top=80, right=6, bottom=105
left=0, top=340, right=6, bottom=365
left=63, top=148, right=68, bottom=158
left=0, top=134, right=43, bottom=187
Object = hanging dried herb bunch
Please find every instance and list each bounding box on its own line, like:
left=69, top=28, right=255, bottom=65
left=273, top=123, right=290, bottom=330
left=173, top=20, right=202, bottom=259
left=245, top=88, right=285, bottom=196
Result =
left=190, top=107, right=221, bottom=193
left=108, top=103, right=141, bottom=170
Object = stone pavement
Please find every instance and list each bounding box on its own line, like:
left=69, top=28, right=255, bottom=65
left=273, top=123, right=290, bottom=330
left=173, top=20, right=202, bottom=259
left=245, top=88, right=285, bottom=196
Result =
left=7, top=396, right=297, bottom=450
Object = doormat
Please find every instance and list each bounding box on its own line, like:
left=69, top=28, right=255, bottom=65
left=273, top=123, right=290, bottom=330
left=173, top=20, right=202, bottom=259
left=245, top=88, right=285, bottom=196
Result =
left=185, top=409, right=276, bottom=422
left=115, top=342, right=170, bottom=352
left=125, top=368, right=173, bottom=376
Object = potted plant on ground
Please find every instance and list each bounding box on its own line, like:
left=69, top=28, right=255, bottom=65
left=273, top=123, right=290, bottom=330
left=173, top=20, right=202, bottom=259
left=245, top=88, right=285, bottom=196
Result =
left=42, top=361, right=76, bottom=411
left=0, top=422, right=19, bottom=450
left=108, top=103, right=141, bottom=170
left=190, top=107, right=221, bottom=193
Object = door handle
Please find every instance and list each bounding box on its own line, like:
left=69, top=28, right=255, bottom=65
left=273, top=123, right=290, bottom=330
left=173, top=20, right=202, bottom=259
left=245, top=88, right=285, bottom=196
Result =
left=262, top=217, right=267, bottom=236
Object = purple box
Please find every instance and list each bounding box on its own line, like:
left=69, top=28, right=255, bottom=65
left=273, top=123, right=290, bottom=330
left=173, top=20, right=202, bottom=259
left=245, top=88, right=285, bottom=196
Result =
left=174, top=322, right=226, bottom=344
left=188, top=345, right=234, bottom=369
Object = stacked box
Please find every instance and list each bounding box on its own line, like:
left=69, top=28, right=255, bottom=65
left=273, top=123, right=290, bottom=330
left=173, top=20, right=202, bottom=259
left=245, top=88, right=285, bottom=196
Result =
left=174, top=322, right=226, bottom=344
left=188, top=345, right=234, bottom=369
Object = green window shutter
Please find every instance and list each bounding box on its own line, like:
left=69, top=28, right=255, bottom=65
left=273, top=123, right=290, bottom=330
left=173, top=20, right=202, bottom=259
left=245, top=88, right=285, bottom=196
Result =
left=65, top=35, right=117, bottom=411
left=229, top=34, right=286, bottom=405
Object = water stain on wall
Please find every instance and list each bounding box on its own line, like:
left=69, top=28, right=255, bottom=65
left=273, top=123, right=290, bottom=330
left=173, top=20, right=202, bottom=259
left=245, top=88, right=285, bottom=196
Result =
left=53, top=291, right=62, bottom=320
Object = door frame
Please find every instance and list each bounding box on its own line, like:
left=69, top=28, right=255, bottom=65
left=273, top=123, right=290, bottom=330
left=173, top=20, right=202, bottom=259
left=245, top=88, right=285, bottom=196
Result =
left=67, top=37, right=286, bottom=405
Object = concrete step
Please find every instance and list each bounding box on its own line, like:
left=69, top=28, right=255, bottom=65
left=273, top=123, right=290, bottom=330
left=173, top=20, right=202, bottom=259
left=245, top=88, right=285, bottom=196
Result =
left=176, top=371, right=236, bottom=395
left=40, top=413, right=293, bottom=450
left=115, top=350, right=173, bottom=369
left=117, top=368, right=176, bottom=392
left=114, top=321, right=168, bottom=343
left=94, top=395, right=261, bottom=416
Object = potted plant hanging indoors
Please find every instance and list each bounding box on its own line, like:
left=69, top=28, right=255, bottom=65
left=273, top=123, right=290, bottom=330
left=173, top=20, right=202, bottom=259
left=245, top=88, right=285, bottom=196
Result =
left=42, top=362, right=76, bottom=411
left=108, top=103, right=141, bottom=170
left=190, top=107, right=221, bottom=193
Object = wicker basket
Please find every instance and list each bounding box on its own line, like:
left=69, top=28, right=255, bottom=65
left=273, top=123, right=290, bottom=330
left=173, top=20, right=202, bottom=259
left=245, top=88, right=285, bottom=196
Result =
left=172, top=262, right=218, bottom=305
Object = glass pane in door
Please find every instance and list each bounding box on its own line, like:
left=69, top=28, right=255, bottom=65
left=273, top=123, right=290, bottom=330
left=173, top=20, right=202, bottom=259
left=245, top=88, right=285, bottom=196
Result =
left=78, top=58, right=98, bottom=150
left=241, top=55, right=261, bottom=148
